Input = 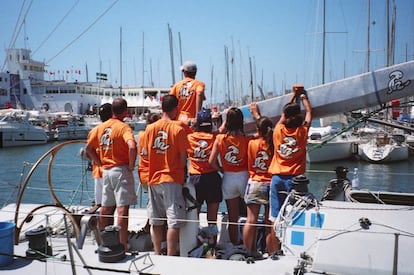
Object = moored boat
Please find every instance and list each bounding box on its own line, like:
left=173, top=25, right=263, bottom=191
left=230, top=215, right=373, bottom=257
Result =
left=358, top=133, right=410, bottom=163
left=307, top=126, right=359, bottom=163
left=0, top=109, right=48, bottom=148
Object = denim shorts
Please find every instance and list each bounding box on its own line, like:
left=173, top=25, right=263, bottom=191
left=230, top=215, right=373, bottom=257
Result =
left=269, top=174, right=294, bottom=220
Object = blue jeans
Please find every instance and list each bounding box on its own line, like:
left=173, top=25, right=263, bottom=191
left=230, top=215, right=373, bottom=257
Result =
left=270, top=175, right=294, bottom=220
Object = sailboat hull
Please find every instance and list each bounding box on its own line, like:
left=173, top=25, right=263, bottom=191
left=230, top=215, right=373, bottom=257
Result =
left=240, top=61, right=414, bottom=134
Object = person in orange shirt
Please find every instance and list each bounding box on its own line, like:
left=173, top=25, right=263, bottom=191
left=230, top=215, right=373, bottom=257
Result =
left=86, top=103, right=113, bottom=214
left=242, top=111, right=278, bottom=258
left=141, top=94, right=189, bottom=256
left=135, top=112, right=160, bottom=233
left=86, top=98, right=137, bottom=252
left=268, top=83, right=312, bottom=229
left=187, top=109, right=222, bottom=230
left=208, top=107, right=250, bottom=245
left=170, top=61, right=206, bottom=126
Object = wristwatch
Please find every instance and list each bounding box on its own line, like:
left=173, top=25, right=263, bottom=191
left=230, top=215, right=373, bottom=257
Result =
left=300, top=94, right=307, bottom=100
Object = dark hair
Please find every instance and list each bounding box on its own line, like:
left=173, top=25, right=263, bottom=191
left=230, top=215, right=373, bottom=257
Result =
left=146, top=113, right=160, bottom=125
left=162, top=94, right=178, bottom=113
left=283, top=103, right=304, bottom=128
left=112, top=98, right=127, bottom=116
left=99, top=103, right=112, bottom=122
left=256, top=116, right=274, bottom=155
left=226, top=107, right=244, bottom=133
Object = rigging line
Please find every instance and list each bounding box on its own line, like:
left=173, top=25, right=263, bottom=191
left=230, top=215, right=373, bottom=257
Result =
left=1, top=0, right=33, bottom=72
left=32, top=0, right=81, bottom=56
left=45, top=0, right=119, bottom=65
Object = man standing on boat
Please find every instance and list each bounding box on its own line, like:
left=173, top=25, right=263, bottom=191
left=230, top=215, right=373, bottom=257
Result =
left=85, top=98, right=137, bottom=252
left=86, top=103, right=113, bottom=214
left=170, top=61, right=206, bottom=127
left=141, top=94, right=189, bottom=256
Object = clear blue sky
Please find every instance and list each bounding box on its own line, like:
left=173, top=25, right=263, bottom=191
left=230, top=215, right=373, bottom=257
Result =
left=1, top=0, right=413, bottom=105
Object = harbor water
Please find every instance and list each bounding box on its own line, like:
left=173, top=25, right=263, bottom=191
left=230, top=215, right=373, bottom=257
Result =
left=1, top=141, right=414, bottom=212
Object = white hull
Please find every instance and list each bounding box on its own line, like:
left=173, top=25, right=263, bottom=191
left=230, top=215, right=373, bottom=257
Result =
left=358, top=142, right=409, bottom=163
left=1, top=194, right=414, bottom=275
left=0, top=111, right=48, bottom=148
left=307, top=127, right=359, bottom=163
left=241, top=60, right=414, bottom=134
left=307, top=137, right=358, bottom=163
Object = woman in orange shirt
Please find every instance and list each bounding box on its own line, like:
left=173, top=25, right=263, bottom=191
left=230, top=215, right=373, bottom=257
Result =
left=187, top=109, right=222, bottom=231
left=268, top=84, right=312, bottom=240
left=243, top=114, right=278, bottom=257
left=209, top=107, right=250, bottom=245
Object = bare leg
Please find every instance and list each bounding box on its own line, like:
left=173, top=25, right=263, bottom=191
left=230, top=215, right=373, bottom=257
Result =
left=117, top=205, right=130, bottom=252
left=264, top=205, right=280, bottom=254
left=225, top=197, right=241, bottom=245
left=243, top=203, right=260, bottom=251
left=167, top=228, right=180, bottom=256
left=207, top=202, right=219, bottom=226
left=151, top=224, right=165, bottom=255
left=99, top=205, right=115, bottom=231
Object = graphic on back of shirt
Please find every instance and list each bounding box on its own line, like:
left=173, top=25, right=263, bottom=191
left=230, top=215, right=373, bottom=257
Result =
left=193, top=139, right=209, bottom=160
left=277, top=136, right=299, bottom=159
left=224, top=145, right=242, bottom=165
left=178, top=81, right=194, bottom=99
left=100, top=127, right=113, bottom=151
left=253, top=150, right=270, bottom=172
left=152, top=130, right=170, bottom=154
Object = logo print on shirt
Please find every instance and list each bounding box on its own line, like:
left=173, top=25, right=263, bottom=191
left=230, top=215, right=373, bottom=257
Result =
left=193, top=140, right=209, bottom=159
left=178, top=81, right=194, bottom=99
left=253, top=150, right=269, bottom=171
left=224, top=145, right=241, bottom=164
left=277, top=136, right=299, bottom=159
left=152, top=130, right=170, bottom=153
left=100, top=127, right=113, bottom=150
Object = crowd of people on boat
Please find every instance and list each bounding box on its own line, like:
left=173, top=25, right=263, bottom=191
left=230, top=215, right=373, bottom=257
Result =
left=85, top=60, right=312, bottom=260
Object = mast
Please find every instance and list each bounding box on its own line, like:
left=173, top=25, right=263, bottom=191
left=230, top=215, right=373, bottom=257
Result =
left=249, top=56, right=254, bottom=102
left=142, top=32, right=145, bottom=87
left=120, top=26, right=123, bottom=94
left=322, top=0, right=326, bottom=84
left=366, top=0, right=370, bottom=72
left=210, top=65, right=214, bottom=106
left=168, top=23, right=175, bottom=85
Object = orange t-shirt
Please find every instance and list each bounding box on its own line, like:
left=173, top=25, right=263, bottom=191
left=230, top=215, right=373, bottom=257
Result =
left=170, top=77, right=205, bottom=120
left=137, top=130, right=149, bottom=184
left=268, top=123, right=309, bottom=175
left=142, top=119, right=190, bottom=185
left=88, top=126, right=103, bottom=178
left=187, top=131, right=216, bottom=174
left=248, top=138, right=273, bottom=182
left=215, top=133, right=250, bottom=172
left=87, top=118, right=135, bottom=169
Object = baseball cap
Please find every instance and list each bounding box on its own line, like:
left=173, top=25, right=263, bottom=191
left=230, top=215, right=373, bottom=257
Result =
left=197, top=109, right=212, bottom=127
left=99, top=103, right=112, bottom=121
left=180, top=61, right=197, bottom=73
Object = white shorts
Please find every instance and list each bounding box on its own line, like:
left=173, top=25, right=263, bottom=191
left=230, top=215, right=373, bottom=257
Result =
left=102, top=166, right=137, bottom=207
left=94, top=177, right=103, bottom=205
left=222, top=171, right=249, bottom=200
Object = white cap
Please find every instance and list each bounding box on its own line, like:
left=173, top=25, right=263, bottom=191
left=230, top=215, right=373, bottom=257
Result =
left=180, top=61, right=197, bottom=73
